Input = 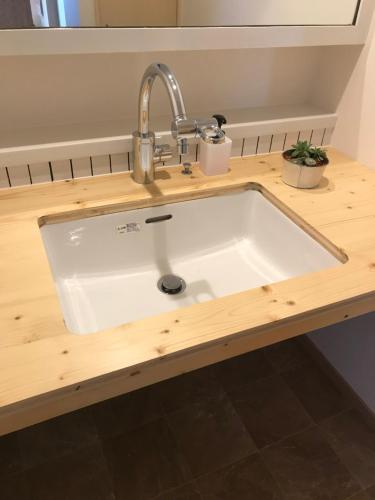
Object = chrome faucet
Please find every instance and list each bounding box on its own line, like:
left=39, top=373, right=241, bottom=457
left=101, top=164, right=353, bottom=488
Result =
left=132, top=63, right=218, bottom=184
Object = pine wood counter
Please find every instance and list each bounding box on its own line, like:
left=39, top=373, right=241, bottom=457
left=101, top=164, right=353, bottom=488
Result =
left=1, top=148, right=375, bottom=435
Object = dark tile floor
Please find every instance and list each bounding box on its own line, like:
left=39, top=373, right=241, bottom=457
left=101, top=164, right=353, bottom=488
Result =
left=1, top=337, right=375, bottom=499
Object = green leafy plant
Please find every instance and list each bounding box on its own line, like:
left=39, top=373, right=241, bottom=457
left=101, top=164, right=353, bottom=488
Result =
left=284, top=140, right=328, bottom=167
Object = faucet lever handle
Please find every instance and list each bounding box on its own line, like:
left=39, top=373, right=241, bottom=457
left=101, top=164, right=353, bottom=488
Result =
left=154, top=144, right=172, bottom=164
left=212, top=114, right=227, bottom=129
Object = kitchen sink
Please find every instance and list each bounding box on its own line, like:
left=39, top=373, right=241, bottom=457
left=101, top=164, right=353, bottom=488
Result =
left=40, top=184, right=343, bottom=334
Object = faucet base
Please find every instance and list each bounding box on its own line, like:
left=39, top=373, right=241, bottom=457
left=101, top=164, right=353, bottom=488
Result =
left=132, top=131, right=155, bottom=184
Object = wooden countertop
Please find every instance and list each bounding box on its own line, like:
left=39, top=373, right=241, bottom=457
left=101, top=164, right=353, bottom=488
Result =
left=1, top=148, right=375, bottom=434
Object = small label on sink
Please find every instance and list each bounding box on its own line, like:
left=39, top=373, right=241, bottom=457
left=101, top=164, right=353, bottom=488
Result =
left=116, top=223, right=140, bottom=234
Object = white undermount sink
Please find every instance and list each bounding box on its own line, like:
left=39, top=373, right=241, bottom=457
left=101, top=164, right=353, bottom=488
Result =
left=40, top=185, right=343, bottom=335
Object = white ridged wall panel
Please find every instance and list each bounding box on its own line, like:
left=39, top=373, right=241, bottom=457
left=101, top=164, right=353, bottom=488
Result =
left=91, top=155, right=111, bottom=176
left=284, top=131, right=300, bottom=150
left=110, top=153, right=129, bottom=173
left=7, top=165, right=31, bottom=187
left=230, top=139, right=245, bottom=158
left=0, top=167, right=10, bottom=188
left=0, top=127, right=333, bottom=189
left=51, top=160, right=73, bottom=181
left=270, top=133, right=286, bottom=153
left=71, top=157, right=93, bottom=178
left=243, top=136, right=258, bottom=156
left=28, top=162, right=51, bottom=184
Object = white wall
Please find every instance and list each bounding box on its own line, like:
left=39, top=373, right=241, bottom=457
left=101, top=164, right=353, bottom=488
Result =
left=332, top=14, right=375, bottom=167
left=309, top=15, right=375, bottom=413
left=0, top=47, right=322, bottom=133
left=309, top=44, right=363, bottom=115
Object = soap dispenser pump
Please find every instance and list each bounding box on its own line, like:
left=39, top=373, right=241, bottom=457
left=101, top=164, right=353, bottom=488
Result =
left=212, top=114, right=227, bottom=129
left=199, top=114, right=232, bottom=176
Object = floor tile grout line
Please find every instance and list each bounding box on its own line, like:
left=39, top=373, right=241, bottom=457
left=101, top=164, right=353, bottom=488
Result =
left=224, top=358, right=312, bottom=400
left=278, top=360, right=354, bottom=426
left=328, top=443, right=366, bottom=499
left=333, top=458, right=366, bottom=499
left=263, top=345, right=312, bottom=375
left=258, top=425, right=363, bottom=500
left=317, top=410, right=373, bottom=495
left=317, top=406, right=356, bottom=427
left=163, top=391, right=259, bottom=483
left=259, top=422, right=318, bottom=452
left=147, top=480, right=202, bottom=500
left=216, top=348, right=349, bottom=454
left=5, top=433, right=107, bottom=491
left=96, top=434, right=118, bottom=500
left=161, top=370, right=276, bottom=421
left=149, top=451, right=264, bottom=500
left=256, top=451, right=289, bottom=499
left=347, top=490, right=373, bottom=500
left=15, top=434, right=103, bottom=476
left=158, top=358, right=277, bottom=418
left=162, top=412, right=195, bottom=482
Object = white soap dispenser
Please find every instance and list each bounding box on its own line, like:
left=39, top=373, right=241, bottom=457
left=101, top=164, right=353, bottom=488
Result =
left=199, top=114, right=232, bottom=176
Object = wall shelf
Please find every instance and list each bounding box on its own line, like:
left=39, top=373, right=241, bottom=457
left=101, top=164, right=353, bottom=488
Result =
left=0, top=104, right=337, bottom=168
left=0, top=18, right=372, bottom=57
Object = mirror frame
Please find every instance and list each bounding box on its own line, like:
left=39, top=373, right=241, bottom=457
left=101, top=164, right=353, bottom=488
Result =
left=0, top=0, right=372, bottom=56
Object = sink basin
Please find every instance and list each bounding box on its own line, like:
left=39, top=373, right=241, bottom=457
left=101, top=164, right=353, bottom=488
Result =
left=40, top=184, right=343, bottom=335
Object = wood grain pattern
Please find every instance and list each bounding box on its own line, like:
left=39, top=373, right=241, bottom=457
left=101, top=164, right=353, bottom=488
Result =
left=0, top=148, right=375, bottom=434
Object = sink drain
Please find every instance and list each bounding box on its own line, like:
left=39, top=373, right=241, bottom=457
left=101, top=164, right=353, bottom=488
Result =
left=157, top=274, right=186, bottom=295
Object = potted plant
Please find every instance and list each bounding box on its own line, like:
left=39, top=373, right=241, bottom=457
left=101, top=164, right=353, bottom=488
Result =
left=282, top=140, right=329, bottom=188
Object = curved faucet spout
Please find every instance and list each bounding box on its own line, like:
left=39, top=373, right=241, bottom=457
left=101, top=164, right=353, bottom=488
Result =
left=132, top=62, right=216, bottom=184
left=138, top=63, right=187, bottom=136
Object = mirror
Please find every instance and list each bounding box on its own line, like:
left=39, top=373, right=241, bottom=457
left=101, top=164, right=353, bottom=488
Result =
left=0, top=0, right=361, bottom=29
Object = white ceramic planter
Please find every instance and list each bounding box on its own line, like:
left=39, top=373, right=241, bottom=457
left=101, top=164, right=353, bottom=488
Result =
left=282, top=153, right=328, bottom=189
